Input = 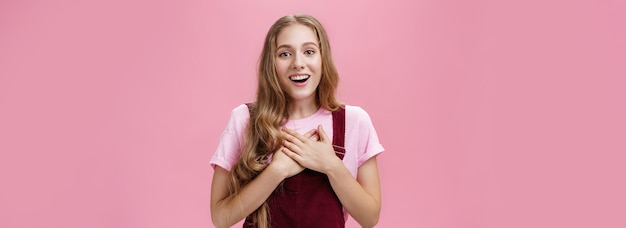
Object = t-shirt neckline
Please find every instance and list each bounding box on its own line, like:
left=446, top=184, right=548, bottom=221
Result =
left=287, top=107, right=326, bottom=124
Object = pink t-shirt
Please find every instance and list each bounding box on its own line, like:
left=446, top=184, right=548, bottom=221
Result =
left=210, top=104, right=384, bottom=178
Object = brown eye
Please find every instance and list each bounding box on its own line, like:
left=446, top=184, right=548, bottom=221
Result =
left=278, top=52, right=291, bottom=57
left=304, top=50, right=315, bottom=55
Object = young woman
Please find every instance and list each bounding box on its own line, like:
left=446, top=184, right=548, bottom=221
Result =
left=210, top=14, right=384, bottom=228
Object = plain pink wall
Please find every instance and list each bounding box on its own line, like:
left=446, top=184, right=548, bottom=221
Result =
left=1, top=0, right=625, bottom=227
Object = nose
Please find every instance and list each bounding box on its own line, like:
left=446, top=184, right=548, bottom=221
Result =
left=291, top=53, right=305, bottom=69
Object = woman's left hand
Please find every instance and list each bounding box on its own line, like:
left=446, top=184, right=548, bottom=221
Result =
left=281, top=125, right=343, bottom=174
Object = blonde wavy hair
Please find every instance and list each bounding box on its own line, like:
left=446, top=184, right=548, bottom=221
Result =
left=227, top=14, right=341, bottom=228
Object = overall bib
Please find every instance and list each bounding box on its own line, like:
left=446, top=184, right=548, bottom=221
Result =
left=244, top=105, right=346, bottom=228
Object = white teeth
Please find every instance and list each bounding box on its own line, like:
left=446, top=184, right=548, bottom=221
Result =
left=289, top=75, right=310, bottom=80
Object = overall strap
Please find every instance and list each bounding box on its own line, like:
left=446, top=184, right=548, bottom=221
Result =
left=332, top=105, right=346, bottom=159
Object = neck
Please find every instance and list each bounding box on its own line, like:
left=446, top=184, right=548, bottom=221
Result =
left=287, top=99, right=320, bottom=119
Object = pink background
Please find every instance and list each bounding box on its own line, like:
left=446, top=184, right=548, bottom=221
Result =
left=1, top=0, right=625, bottom=227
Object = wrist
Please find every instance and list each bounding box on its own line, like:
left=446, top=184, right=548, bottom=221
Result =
left=266, top=162, right=289, bottom=180
left=323, top=157, right=345, bottom=176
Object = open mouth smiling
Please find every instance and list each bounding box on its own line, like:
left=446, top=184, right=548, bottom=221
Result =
left=289, top=74, right=310, bottom=83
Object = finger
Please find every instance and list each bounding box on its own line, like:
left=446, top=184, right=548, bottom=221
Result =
left=310, top=134, right=319, bottom=141
left=281, top=147, right=302, bottom=162
left=303, top=129, right=317, bottom=138
left=282, top=139, right=301, bottom=154
left=282, top=130, right=304, bottom=145
left=282, top=128, right=309, bottom=143
left=318, top=124, right=330, bottom=142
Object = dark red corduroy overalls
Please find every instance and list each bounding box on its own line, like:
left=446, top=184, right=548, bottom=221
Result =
left=244, top=105, right=346, bottom=228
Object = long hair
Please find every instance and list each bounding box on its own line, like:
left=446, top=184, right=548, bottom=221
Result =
left=227, top=14, right=341, bottom=228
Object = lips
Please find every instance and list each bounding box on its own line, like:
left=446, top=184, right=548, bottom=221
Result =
left=289, top=74, right=310, bottom=83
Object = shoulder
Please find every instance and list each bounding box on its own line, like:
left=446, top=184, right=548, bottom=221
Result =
left=344, top=105, right=373, bottom=122
left=343, top=104, right=379, bottom=130
left=222, top=103, right=252, bottom=132
left=229, top=103, right=251, bottom=119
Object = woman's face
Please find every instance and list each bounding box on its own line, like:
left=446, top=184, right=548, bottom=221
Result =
left=275, top=24, right=322, bottom=103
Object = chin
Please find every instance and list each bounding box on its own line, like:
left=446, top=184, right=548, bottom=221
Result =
left=288, top=91, right=316, bottom=101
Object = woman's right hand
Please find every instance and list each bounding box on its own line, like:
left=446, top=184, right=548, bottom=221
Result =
left=269, top=129, right=318, bottom=178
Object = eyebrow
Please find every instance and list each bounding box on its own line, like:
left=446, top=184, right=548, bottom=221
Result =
left=277, top=42, right=319, bottom=50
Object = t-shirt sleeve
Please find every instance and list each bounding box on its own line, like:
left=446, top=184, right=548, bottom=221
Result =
left=351, top=106, right=385, bottom=167
left=209, top=104, right=250, bottom=171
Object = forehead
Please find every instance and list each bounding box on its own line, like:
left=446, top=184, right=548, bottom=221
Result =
left=276, top=24, right=318, bottom=47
